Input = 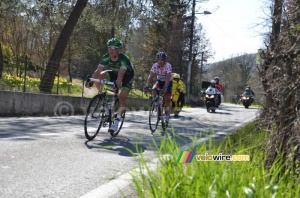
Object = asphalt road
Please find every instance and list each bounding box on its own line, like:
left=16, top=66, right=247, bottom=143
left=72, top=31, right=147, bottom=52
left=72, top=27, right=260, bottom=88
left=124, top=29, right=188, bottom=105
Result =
left=0, top=104, right=260, bottom=198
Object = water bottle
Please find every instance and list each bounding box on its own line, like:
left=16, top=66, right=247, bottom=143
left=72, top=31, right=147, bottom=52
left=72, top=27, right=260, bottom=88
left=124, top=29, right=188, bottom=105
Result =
left=106, top=97, right=111, bottom=109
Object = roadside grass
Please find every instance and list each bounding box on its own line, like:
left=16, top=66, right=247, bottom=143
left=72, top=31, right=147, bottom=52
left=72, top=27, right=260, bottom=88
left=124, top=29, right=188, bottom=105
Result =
left=233, top=102, right=263, bottom=108
left=129, top=89, right=150, bottom=99
left=131, top=122, right=300, bottom=197
left=251, top=104, right=263, bottom=108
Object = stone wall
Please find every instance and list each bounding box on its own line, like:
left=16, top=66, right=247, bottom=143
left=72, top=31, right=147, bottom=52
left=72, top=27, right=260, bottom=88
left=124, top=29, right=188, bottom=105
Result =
left=0, top=91, right=150, bottom=117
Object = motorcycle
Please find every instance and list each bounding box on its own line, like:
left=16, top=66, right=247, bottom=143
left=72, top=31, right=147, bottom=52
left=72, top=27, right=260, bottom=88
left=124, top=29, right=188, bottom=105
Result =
left=203, top=87, right=220, bottom=113
left=240, top=93, right=253, bottom=108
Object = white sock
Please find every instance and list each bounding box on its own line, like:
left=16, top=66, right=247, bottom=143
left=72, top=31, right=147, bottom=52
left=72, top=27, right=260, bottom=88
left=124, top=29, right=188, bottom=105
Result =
left=115, top=115, right=121, bottom=123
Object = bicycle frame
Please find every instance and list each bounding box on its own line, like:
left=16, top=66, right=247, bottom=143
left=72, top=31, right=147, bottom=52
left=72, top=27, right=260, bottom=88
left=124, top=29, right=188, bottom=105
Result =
left=147, top=88, right=167, bottom=134
left=89, top=78, right=116, bottom=120
left=152, top=89, right=165, bottom=110
left=84, top=77, right=125, bottom=139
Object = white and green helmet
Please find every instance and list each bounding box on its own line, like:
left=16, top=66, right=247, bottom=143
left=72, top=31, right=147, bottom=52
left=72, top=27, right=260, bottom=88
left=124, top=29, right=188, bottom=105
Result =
left=107, top=38, right=123, bottom=48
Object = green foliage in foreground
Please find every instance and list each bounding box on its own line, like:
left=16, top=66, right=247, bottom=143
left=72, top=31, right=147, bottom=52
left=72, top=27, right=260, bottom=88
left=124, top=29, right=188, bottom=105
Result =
left=131, top=122, right=300, bottom=198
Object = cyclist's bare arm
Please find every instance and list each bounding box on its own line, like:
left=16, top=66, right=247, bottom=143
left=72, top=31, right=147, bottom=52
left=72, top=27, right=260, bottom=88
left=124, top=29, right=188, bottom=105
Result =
left=146, top=72, right=155, bottom=87
left=164, top=72, right=172, bottom=88
left=145, top=72, right=156, bottom=97
left=95, top=66, right=105, bottom=91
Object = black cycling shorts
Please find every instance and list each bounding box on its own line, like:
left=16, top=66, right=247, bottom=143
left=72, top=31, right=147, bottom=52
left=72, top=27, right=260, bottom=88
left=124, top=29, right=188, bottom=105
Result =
left=103, top=70, right=134, bottom=91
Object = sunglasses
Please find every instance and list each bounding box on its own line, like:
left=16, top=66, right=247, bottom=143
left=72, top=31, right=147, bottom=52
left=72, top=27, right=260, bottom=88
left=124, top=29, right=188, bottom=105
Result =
left=157, top=59, right=165, bottom=62
left=108, top=46, right=118, bottom=50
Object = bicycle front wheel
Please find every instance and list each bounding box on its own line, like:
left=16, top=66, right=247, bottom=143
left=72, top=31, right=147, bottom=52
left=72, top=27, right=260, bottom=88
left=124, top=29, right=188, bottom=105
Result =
left=149, top=100, right=160, bottom=133
left=109, top=98, right=125, bottom=137
left=84, top=94, right=105, bottom=140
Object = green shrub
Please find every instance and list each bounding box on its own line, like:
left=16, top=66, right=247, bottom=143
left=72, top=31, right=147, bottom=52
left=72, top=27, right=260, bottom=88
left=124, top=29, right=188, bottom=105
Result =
left=1, top=73, right=81, bottom=95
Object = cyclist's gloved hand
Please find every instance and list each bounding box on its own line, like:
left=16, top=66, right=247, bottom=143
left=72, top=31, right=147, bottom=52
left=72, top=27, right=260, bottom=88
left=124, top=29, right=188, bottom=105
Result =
left=143, top=86, right=149, bottom=92
left=85, top=75, right=93, bottom=88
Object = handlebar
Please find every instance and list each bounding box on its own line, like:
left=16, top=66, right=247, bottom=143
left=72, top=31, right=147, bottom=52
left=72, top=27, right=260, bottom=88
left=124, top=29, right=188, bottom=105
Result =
left=144, top=87, right=161, bottom=91
left=86, top=75, right=114, bottom=86
left=144, top=87, right=165, bottom=97
left=86, top=75, right=118, bottom=93
left=88, top=78, right=114, bottom=86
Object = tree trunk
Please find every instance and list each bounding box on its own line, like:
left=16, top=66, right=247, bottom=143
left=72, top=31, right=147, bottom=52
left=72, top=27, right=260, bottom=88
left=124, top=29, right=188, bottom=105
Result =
left=259, top=0, right=283, bottom=108
left=264, top=0, right=300, bottom=169
left=39, top=0, right=88, bottom=93
left=0, top=43, right=3, bottom=79
left=67, top=59, right=72, bottom=83
left=262, top=0, right=283, bottom=167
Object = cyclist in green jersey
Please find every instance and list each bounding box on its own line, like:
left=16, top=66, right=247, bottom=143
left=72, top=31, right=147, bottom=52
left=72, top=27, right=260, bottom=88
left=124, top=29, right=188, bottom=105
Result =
left=85, top=38, right=134, bottom=132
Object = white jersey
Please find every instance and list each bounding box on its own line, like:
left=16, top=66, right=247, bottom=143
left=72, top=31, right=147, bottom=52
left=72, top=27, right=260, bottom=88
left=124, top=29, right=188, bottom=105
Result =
left=150, top=62, right=172, bottom=81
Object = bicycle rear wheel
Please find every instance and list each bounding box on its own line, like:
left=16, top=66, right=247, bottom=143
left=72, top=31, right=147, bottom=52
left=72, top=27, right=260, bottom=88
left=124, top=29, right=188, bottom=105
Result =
left=84, top=94, right=106, bottom=140
left=109, top=98, right=125, bottom=137
left=149, top=100, right=160, bottom=133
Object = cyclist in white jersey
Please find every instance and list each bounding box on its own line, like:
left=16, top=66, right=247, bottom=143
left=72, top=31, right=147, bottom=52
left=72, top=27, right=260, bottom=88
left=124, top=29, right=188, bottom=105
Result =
left=145, top=52, right=173, bottom=126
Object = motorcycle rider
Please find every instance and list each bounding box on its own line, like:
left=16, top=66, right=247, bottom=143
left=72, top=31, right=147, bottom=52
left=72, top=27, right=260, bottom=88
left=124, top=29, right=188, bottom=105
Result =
left=214, top=77, right=223, bottom=93
left=243, top=85, right=255, bottom=103
left=244, top=85, right=255, bottom=95
left=209, top=79, right=217, bottom=88
left=214, top=77, right=223, bottom=105
left=204, top=80, right=220, bottom=110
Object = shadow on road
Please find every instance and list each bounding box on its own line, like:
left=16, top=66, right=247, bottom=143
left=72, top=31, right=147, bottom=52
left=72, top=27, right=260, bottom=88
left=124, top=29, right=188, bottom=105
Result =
left=207, top=111, right=232, bottom=115
left=84, top=136, right=147, bottom=157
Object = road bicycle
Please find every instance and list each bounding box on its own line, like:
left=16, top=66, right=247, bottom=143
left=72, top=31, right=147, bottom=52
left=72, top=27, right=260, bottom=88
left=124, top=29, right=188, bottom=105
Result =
left=84, top=77, right=125, bottom=140
left=146, top=88, right=167, bottom=134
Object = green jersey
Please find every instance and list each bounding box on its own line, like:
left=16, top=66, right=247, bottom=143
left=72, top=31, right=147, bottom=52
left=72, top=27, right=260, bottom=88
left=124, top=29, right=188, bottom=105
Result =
left=99, top=53, right=134, bottom=76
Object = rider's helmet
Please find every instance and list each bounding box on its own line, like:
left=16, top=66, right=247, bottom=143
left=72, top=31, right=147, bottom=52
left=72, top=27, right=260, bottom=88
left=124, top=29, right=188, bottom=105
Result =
left=210, top=80, right=216, bottom=87
left=214, top=77, right=220, bottom=83
left=173, top=73, right=180, bottom=79
left=107, top=38, right=123, bottom=48
left=156, top=52, right=167, bottom=60
left=245, top=85, right=250, bottom=90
